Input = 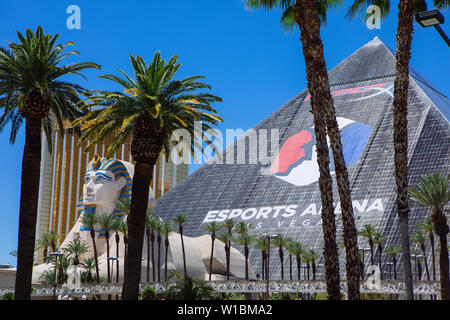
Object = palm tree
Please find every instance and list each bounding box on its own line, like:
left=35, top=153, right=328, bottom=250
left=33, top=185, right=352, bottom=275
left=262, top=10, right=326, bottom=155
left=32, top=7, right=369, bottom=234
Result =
left=173, top=214, right=188, bottom=278
left=155, top=219, right=164, bottom=282
left=217, top=232, right=232, bottom=280
left=80, top=258, right=96, bottom=283
left=411, top=248, right=422, bottom=281
left=235, top=221, right=252, bottom=235
left=245, top=0, right=360, bottom=300
left=348, top=0, right=449, bottom=302
left=61, top=239, right=89, bottom=266
left=285, top=238, right=295, bottom=281
left=98, top=214, right=115, bottom=283
left=408, top=173, right=450, bottom=299
left=290, top=241, right=306, bottom=280
left=385, top=245, right=402, bottom=280
left=272, top=234, right=288, bottom=280
left=74, top=51, right=222, bottom=300
left=81, top=212, right=100, bottom=283
left=418, top=217, right=437, bottom=281
left=110, top=218, right=122, bottom=283
left=373, top=232, right=386, bottom=280
left=235, top=232, right=254, bottom=280
left=204, top=221, right=222, bottom=281
left=145, top=213, right=157, bottom=283
left=36, top=232, right=53, bottom=262
left=0, top=26, right=100, bottom=299
left=359, top=225, right=377, bottom=265
left=253, top=237, right=268, bottom=280
left=162, top=221, right=174, bottom=282
left=411, top=229, right=431, bottom=281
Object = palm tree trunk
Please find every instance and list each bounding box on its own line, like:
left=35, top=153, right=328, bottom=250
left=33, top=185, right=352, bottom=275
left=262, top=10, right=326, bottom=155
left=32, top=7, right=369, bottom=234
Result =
left=393, top=257, right=398, bottom=280
left=279, top=247, right=284, bottom=280
left=106, top=234, right=111, bottom=283
left=262, top=251, right=266, bottom=281
left=122, top=158, right=156, bottom=299
left=369, top=241, right=374, bottom=265
left=209, top=235, right=215, bottom=281
left=421, top=244, right=430, bottom=281
left=393, top=0, right=415, bottom=300
left=292, top=0, right=342, bottom=300
left=307, top=263, right=310, bottom=281
left=157, top=236, right=161, bottom=282
left=164, top=238, right=169, bottom=282
left=430, top=233, right=436, bottom=281
left=312, top=262, right=316, bottom=281
left=431, top=211, right=450, bottom=300
left=296, top=255, right=301, bottom=280
left=245, top=245, right=249, bottom=280
left=378, top=246, right=383, bottom=280
left=90, top=230, right=100, bottom=283
left=179, top=226, right=187, bottom=278
left=225, top=244, right=230, bottom=281
left=115, top=233, right=120, bottom=283
left=146, top=229, right=150, bottom=283
left=14, top=118, right=43, bottom=300
left=289, top=254, right=293, bottom=281
left=151, top=232, right=155, bottom=282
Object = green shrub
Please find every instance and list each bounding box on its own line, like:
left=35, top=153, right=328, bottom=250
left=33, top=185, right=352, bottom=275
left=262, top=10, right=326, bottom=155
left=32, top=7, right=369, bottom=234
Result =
left=140, top=286, right=157, bottom=300
left=2, top=292, right=14, bottom=300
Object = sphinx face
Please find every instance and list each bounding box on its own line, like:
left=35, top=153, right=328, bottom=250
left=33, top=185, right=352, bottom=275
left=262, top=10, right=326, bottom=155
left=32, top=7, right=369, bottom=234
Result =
left=83, top=170, right=125, bottom=206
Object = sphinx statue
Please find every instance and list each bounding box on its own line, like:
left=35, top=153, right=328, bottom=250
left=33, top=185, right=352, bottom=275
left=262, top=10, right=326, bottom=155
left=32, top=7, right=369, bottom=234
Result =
left=32, top=156, right=254, bottom=286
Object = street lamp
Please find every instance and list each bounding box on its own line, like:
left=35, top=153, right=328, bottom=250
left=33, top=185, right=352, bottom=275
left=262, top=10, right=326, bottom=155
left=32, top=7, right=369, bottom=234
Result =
left=49, top=252, right=64, bottom=299
left=385, top=262, right=394, bottom=280
left=415, top=10, right=450, bottom=47
left=107, top=257, right=119, bottom=300
left=259, top=234, right=278, bottom=299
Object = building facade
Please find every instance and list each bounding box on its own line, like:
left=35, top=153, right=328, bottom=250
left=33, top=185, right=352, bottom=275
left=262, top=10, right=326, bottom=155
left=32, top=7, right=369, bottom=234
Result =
left=35, top=122, right=188, bottom=263
left=151, top=37, right=449, bottom=280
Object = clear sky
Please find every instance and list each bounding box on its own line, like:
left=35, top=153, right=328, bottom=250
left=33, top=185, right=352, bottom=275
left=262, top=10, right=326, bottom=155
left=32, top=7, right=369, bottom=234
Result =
left=0, top=1, right=448, bottom=266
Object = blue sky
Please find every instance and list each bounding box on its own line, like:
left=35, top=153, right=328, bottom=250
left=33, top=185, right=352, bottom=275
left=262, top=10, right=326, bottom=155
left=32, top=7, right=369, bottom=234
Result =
left=0, top=1, right=448, bottom=265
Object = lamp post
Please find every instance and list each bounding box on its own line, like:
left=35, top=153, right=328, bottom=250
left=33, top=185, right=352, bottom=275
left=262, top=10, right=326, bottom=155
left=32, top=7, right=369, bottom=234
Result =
left=259, top=234, right=278, bottom=299
left=415, top=10, right=450, bottom=47
left=49, top=252, right=64, bottom=299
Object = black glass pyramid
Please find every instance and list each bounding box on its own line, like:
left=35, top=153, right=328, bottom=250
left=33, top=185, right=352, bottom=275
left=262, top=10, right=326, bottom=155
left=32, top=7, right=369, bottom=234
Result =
left=152, top=37, right=450, bottom=280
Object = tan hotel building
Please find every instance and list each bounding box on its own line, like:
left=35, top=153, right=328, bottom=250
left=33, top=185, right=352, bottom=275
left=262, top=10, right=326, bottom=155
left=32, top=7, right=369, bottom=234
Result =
left=35, top=122, right=188, bottom=263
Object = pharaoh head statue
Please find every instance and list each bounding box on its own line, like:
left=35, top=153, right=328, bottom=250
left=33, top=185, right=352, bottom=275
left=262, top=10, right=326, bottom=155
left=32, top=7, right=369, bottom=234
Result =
left=82, top=155, right=134, bottom=215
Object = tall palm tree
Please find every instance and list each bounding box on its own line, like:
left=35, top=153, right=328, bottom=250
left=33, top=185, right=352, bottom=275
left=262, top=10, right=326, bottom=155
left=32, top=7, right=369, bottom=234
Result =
left=272, top=234, right=288, bottom=280
left=98, top=214, right=115, bottom=284
left=291, top=241, right=306, bottom=281
left=162, top=221, right=174, bottom=282
left=385, top=245, right=402, bottom=280
left=145, top=213, right=157, bottom=283
left=204, top=221, right=222, bottom=281
left=411, top=229, right=431, bottom=281
left=285, top=238, right=295, bottom=281
left=0, top=26, right=100, bottom=299
left=110, top=218, right=122, bottom=283
left=348, top=0, right=449, bottom=302
left=253, top=237, right=268, bottom=281
left=155, top=219, right=164, bottom=282
left=235, top=232, right=254, bottom=280
left=217, top=232, right=232, bottom=281
left=373, top=232, right=386, bottom=280
left=408, top=173, right=450, bottom=299
left=119, top=219, right=129, bottom=278
left=81, top=212, right=100, bottom=283
left=173, top=214, right=188, bottom=278
left=246, top=0, right=360, bottom=300
left=74, top=51, right=222, bottom=299
left=359, top=224, right=377, bottom=265
left=419, top=217, right=437, bottom=281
